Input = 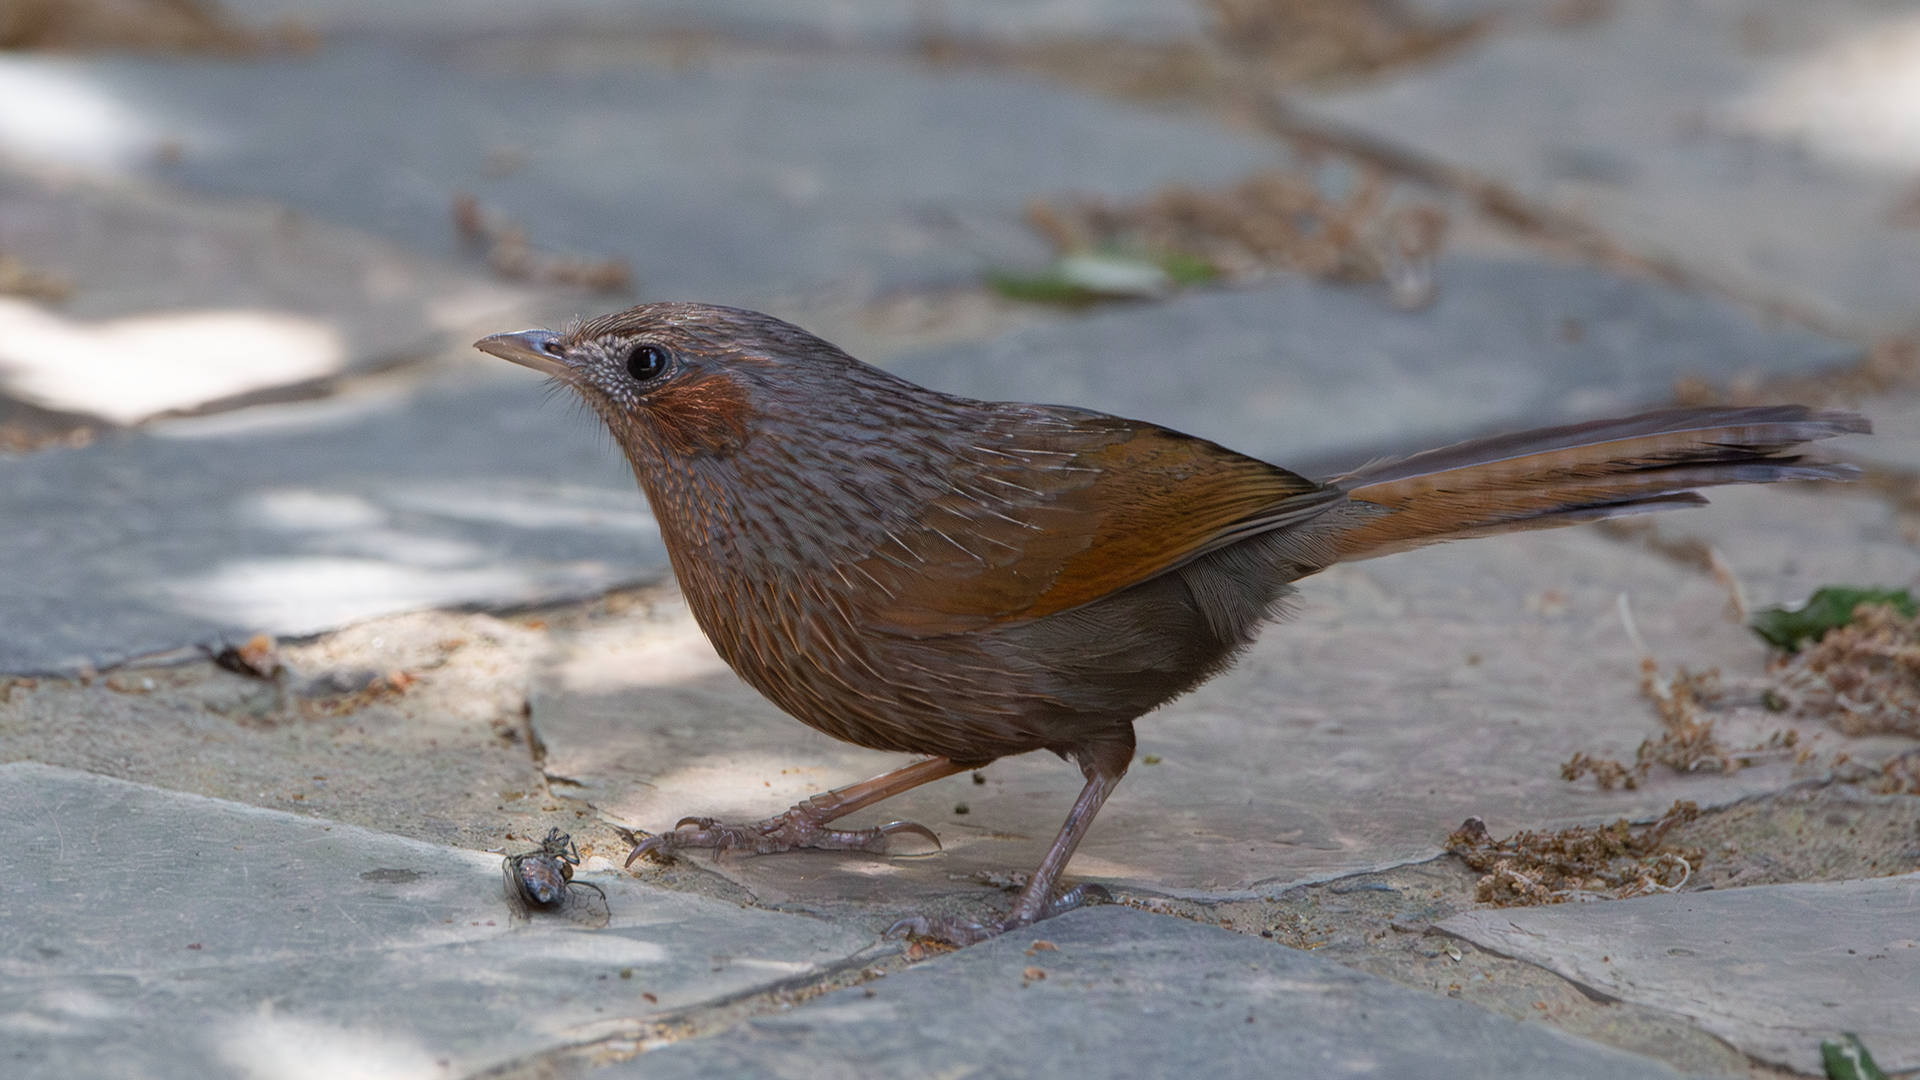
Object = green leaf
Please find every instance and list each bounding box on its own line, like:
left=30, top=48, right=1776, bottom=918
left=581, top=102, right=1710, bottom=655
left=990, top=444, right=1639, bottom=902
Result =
left=1053, top=253, right=1172, bottom=297
left=1157, top=251, right=1219, bottom=286
left=986, top=250, right=1220, bottom=307
left=1750, top=587, right=1916, bottom=652
left=1822, top=1033, right=1890, bottom=1080
left=984, top=271, right=1106, bottom=307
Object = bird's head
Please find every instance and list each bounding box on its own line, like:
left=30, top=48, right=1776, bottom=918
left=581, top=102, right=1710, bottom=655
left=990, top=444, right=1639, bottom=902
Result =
left=476, top=302, right=869, bottom=465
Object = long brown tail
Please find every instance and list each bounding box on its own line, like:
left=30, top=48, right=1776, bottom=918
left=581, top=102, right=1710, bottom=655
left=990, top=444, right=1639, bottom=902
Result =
left=1325, top=406, right=1868, bottom=562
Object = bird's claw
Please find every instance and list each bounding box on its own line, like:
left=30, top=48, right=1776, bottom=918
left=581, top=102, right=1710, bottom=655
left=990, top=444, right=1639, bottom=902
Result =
left=875, top=819, right=942, bottom=852
left=1043, top=882, right=1111, bottom=917
left=884, top=882, right=1112, bottom=947
left=623, top=830, right=677, bottom=867
left=625, top=810, right=942, bottom=867
left=885, top=914, right=998, bottom=947
left=884, top=915, right=932, bottom=940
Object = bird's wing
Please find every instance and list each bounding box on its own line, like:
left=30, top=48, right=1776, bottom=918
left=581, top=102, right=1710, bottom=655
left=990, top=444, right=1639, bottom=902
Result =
left=852, top=407, right=1333, bottom=634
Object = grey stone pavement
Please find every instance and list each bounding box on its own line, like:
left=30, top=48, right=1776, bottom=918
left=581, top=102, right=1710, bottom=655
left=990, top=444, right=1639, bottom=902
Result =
left=1292, top=0, right=1920, bottom=340
left=1443, top=873, right=1920, bottom=1075
left=3, top=1, right=1920, bottom=1077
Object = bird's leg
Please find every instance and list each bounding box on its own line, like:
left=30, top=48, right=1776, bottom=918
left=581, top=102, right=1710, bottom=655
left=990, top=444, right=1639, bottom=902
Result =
left=626, top=756, right=972, bottom=864
left=891, top=737, right=1129, bottom=946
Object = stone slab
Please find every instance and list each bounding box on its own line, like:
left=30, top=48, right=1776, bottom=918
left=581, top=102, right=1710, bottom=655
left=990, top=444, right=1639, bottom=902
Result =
left=0, top=369, right=664, bottom=674
left=620, top=905, right=1703, bottom=1080
left=0, top=40, right=1282, bottom=312
left=1293, top=0, right=1920, bottom=337
left=888, top=256, right=1857, bottom=473
left=1441, top=873, right=1920, bottom=1075
left=213, top=0, right=1519, bottom=43
left=0, top=607, right=594, bottom=855
left=0, top=761, right=875, bottom=1080
left=218, top=0, right=1207, bottom=42
left=531, top=481, right=1919, bottom=907
left=1605, top=478, right=1920, bottom=614
left=1824, top=391, right=1920, bottom=476
left=0, top=162, right=531, bottom=423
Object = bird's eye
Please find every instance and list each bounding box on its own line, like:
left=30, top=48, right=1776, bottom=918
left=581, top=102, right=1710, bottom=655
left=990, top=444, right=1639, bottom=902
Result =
left=625, top=345, right=670, bottom=383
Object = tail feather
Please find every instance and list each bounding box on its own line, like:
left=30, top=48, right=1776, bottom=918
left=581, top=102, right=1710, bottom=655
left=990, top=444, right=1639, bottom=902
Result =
left=1327, top=406, right=1866, bottom=561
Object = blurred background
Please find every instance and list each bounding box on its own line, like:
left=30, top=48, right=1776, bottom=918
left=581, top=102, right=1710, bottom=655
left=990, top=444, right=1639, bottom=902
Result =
left=1, top=0, right=1917, bottom=669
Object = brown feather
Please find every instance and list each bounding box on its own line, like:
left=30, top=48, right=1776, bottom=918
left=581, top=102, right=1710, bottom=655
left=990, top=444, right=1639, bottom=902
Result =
left=852, top=413, right=1325, bottom=632
left=1329, top=406, right=1866, bottom=560
left=646, top=371, right=752, bottom=456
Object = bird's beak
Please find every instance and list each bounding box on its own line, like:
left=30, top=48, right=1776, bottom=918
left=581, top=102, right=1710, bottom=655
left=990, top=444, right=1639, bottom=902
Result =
left=475, top=329, right=571, bottom=378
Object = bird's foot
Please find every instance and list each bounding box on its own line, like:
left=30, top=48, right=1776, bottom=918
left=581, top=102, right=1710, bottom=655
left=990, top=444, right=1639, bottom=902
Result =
left=626, top=808, right=940, bottom=865
left=885, top=883, right=1112, bottom=947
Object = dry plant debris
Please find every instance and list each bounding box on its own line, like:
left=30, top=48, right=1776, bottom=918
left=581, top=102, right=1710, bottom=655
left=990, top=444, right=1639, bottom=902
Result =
left=1201, top=0, right=1489, bottom=87
left=918, top=0, right=1490, bottom=102
left=0, top=253, right=72, bottom=303
left=193, top=630, right=435, bottom=723
left=1446, top=801, right=1703, bottom=907
left=452, top=192, right=634, bottom=294
left=1866, top=751, right=1920, bottom=795
left=297, top=669, right=419, bottom=719
left=1009, top=168, right=1447, bottom=308
left=1769, top=602, right=1920, bottom=739
left=1566, top=594, right=1920, bottom=793
left=207, top=632, right=282, bottom=680
left=1562, top=660, right=1798, bottom=790
left=0, top=0, right=311, bottom=54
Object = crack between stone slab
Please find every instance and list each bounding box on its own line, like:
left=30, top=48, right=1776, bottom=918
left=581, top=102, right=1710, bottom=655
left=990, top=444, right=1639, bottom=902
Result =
left=1176, top=852, right=1448, bottom=901
left=1424, top=920, right=1630, bottom=1008
left=462, top=940, right=906, bottom=1080
left=1123, top=853, right=1808, bottom=1077
left=1418, top=927, right=1811, bottom=1078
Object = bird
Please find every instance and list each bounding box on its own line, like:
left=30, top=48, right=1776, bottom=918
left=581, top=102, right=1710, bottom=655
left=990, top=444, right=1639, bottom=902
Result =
left=477, top=302, right=1866, bottom=944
